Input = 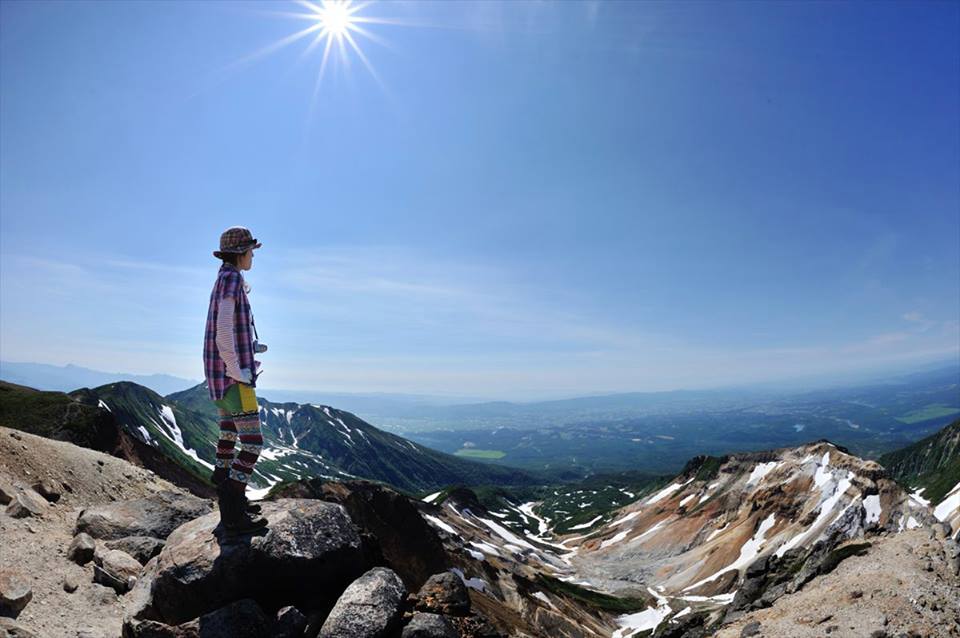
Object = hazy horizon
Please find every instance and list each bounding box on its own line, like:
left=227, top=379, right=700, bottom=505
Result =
left=2, top=356, right=956, bottom=404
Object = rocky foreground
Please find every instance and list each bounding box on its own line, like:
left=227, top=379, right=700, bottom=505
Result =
left=1, top=424, right=959, bottom=638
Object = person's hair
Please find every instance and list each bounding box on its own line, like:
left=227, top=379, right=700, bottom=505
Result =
left=221, top=252, right=243, bottom=266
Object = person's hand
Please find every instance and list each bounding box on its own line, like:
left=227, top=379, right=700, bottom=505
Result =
left=228, top=367, right=253, bottom=384
left=254, top=341, right=268, bottom=353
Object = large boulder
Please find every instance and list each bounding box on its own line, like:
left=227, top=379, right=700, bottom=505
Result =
left=276, top=480, right=448, bottom=591
left=76, top=491, right=212, bottom=541
left=124, top=499, right=368, bottom=630
left=319, top=567, right=407, bottom=638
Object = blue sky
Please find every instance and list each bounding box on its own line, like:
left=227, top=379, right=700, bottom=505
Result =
left=1, top=0, right=958, bottom=400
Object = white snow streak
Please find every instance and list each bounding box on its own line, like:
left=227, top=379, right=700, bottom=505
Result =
left=934, top=481, right=960, bottom=522
left=746, top=461, right=781, bottom=486
left=424, top=514, right=457, bottom=535
left=645, top=478, right=694, bottom=505
left=569, top=515, right=603, bottom=530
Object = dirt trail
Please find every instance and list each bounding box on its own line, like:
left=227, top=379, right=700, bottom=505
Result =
left=0, top=426, right=201, bottom=638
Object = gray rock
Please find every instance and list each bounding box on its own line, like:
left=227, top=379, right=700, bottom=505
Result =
left=319, top=567, right=407, bottom=638
left=401, top=612, right=458, bottom=638
left=125, top=600, right=272, bottom=638
left=740, top=621, right=761, bottom=637
left=931, top=522, right=952, bottom=540
left=178, top=598, right=270, bottom=638
left=63, top=573, right=81, bottom=593
left=32, top=478, right=61, bottom=503
left=415, top=572, right=470, bottom=616
left=0, top=570, right=32, bottom=617
left=76, top=491, right=212, bottom=541
left=272, top=606, right=308, bottom=638
left=93, top=549, right=143, bottom=594
left=0, top=616, right=39, bottom=638
left=124, top=499, right=367, bottom=628
left=68, top=532, right=97, bottom=565
left=123, top=556, right=161, bottom=632
left=120, top=618, right=196, bottom=638
left=105, top=536, right=166, bottom=565
left=5, top=489, right=49, bottom=519
left=0, top=476, right=15, bottom=506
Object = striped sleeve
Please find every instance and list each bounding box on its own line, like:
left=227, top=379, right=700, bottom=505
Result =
left=215, top=295, right=243, bottom=379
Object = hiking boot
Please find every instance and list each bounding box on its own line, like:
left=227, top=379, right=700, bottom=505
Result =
left=211, top=467, right=261, bottom=514
left=217, top=480, right=268, bottom=537
left=239, top=493, right=262, bottom=515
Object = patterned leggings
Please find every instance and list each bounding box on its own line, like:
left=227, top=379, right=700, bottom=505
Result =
left=213, top=383, right=263, bottom=484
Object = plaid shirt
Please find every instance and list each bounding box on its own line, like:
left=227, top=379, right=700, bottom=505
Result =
left=203, top=264, right=259, bottom=400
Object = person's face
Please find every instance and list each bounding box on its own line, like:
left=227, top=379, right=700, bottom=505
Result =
left=238, top=248, right=254, bottom=271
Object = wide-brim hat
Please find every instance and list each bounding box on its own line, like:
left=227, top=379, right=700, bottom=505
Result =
left=213, top=226, right=262, bottom=259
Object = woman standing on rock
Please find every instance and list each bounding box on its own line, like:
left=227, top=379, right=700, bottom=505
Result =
left=203, top=226, right=269, bottom=537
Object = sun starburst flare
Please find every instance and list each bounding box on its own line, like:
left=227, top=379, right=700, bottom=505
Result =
left=229, top=0, right=402, bottom=112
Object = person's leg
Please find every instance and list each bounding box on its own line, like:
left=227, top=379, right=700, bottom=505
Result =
left=212, top=384, right=263, bottom=526
left=212, top=401, right=239, bottom=485
left=228, top=383, right=263, bottom=488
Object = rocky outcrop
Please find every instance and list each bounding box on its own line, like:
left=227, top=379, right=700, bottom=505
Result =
left=318, top=567, right=407, bottom=638
left=75, top=490, right=211, bottom=541
left=123, top=499, right=369, bottom=632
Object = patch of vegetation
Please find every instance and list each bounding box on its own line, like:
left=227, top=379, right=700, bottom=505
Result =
left=535, top=574, right=652, bottom=613
left=895, top=404, right=960, bottom=424
left=0, top=381, right=117, bottom=451
left=454, top=448, right=507, bottom=459
left=694, top=456, right=725, bottom=481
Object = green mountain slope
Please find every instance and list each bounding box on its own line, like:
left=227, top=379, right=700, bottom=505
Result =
left=72, top=381, right=220, bottom=487
left=879, top=418, right=960, bottom=504
left=0, top=380, right=117, bottom=450
left=166, top=383, right=539, bottom=494
left=1, top=377, right=540, bottom=495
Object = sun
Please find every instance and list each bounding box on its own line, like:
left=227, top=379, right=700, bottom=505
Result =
left=294, top=0, right=392, bottom=98
left=227, top=0, right=400, bottom=111
left=312, top=0, right=356, bottom=39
